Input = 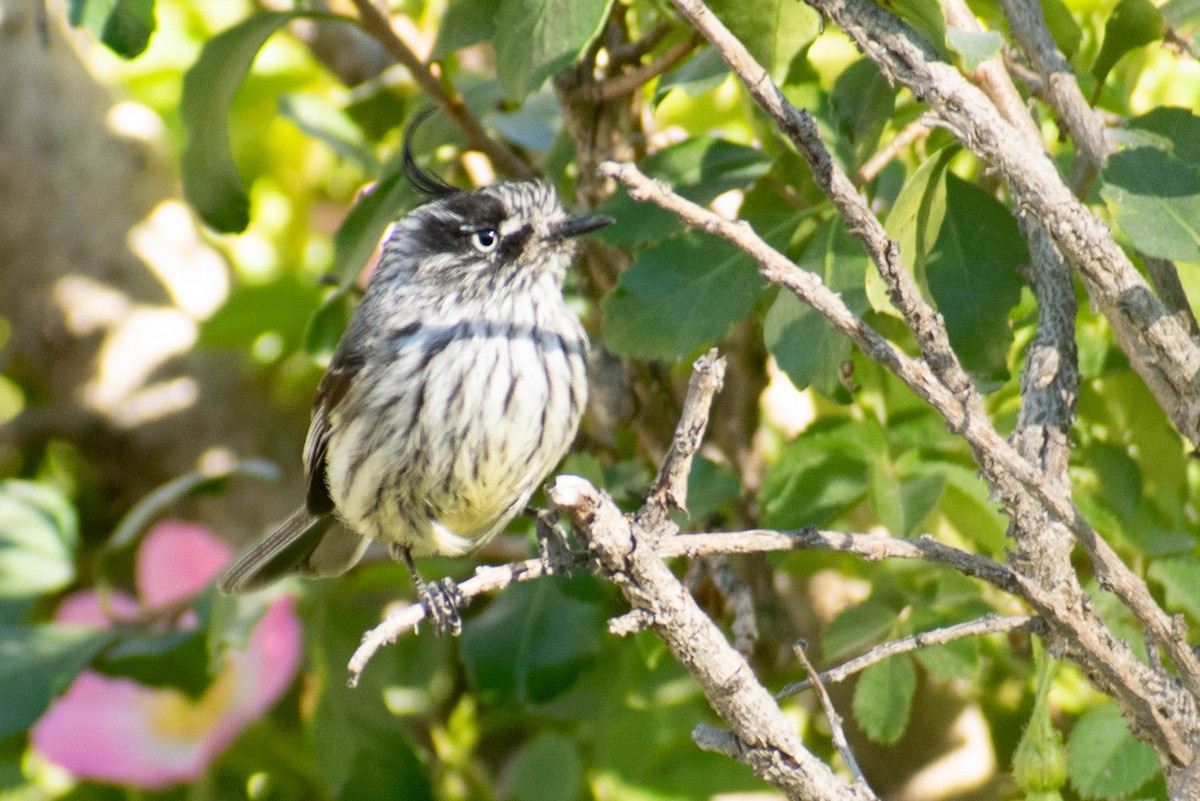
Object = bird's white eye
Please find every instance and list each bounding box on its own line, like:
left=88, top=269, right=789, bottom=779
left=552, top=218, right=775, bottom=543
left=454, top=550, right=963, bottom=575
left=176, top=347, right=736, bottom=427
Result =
left=471, top=228, right=499, bottom=253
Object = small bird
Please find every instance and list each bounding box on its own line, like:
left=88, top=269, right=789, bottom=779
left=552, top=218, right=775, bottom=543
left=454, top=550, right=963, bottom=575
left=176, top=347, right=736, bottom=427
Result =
left=216, top=118, right=612, bottom=633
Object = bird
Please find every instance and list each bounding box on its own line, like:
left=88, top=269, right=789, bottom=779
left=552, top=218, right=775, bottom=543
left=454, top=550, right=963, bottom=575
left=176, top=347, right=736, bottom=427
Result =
left=215, top=114, right=612, bottom=634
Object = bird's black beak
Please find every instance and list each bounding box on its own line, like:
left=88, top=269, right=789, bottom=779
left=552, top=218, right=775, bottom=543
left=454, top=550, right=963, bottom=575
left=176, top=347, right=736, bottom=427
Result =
left=549, top=214, right=614, bottom=240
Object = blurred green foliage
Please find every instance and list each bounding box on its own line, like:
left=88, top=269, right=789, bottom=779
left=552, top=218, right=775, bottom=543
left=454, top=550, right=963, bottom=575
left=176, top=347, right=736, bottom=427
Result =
left=5, top=0, right=1200, bottom=798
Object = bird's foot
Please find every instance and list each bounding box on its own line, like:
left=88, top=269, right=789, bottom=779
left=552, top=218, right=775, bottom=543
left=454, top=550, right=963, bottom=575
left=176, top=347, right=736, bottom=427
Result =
left=416, top=576, right=465, bottom=637
left=390, top=543, right=465, bottom=637
left=533, top=508, right=570, bottom=574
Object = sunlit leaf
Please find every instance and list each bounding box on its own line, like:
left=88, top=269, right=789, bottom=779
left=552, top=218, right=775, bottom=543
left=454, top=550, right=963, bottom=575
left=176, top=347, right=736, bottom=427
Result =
left=946, top=27, right=1001, bottom=71
left=181, top=11, right=350, bottom=232
left=433, top=0, right=501, bottom=58
left=708, top=0, right=821, bottom=81
left=601, top=232, right=769, bottom=360
left=493, top=0, right=613, bottom=98
left=1148, top=556, right=1200, bottom=620
left=1066, top=703, right=1158, bottom=799
left=0, top=481, right=78, bottom=606
left=765, top=217, right=870, bottom=401
left=68, top=0, right=156, bottom=58
left=821, top=597, right=897, bottom=663
left=924, top=173, right=1026, bottom=383
left=1091, top=0, right=1163, bottom=89
left=1101, top=147, right=1200, bottom=264
left=853, top=654, right=915, bottom=744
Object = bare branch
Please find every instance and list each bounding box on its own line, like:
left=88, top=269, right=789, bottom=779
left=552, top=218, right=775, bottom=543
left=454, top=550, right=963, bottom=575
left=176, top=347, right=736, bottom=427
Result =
left=778, top=615, right=1039, bottom=697
left=347, top=0, right=535, bottom=180
left=549, top=476, right=872, bottom=801
left=998, top=0, right=1112, bottom=192
left=792, top=641, right=871, bottom=790
left=572, top=33, right=703, bottom=103
left=598, top=158, right=1200, bottom=765
left=636, top=348, right=725, bottom=532
left=808, top=0, right=1200, bottom=449
left=854, top=117, right=931, bottom=186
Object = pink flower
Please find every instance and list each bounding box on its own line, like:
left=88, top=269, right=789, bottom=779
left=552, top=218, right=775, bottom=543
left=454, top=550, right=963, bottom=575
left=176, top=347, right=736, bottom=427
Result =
left=31, top=521, right=302, bottom=789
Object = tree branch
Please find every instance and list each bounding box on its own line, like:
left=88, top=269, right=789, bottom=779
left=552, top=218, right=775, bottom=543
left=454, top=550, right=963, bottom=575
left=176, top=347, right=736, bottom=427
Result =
left=598, top=158, right=1200, bottom=767
left=347, top=0, right=535, bottom=180
left=808, top=0, right=1200, bottom=449
left=778, top=615, right=1040, bottom=697
left=571, top=32, right=703, bottom=103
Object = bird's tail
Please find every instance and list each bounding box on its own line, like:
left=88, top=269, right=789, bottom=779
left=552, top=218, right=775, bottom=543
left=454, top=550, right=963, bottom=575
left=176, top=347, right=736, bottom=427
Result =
left=216, top=507, right=367, bottom=593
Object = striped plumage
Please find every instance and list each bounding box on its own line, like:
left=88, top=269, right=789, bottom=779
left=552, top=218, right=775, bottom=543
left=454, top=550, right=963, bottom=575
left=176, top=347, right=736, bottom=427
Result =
left=216, top=177, right=609, bottom=595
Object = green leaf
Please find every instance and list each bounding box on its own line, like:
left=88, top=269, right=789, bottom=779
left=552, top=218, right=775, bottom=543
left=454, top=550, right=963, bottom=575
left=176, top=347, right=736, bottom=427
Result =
left=93, top=627, right=210, bottom=697
left=830, top=58, right=899, bottom=168
left=460, top=574, right=604, bottom=704
left=924, top=173, right=1026, bottom=382
left=597, top=138, right=775, bottom=247
left=1041, top=0, right=1082, bottom=59
left=332, top=162, right=420, bottom=291
left=1091, top=0, right=1163, bottom=88
left=201, top=277, right=325, bottom=351
left=707, top=0, right=821, bottom=81
left=885, top=0, right=949, bottom=58
left=0, top=624, right=118, bottom=737
left=945, top=27, right=1002, bottom=72
left=503, top=733, right=583, bottom=801
left=685, top=456, right=743, bottom=521
left=655, top=48, right=729, bottom=105
left=868, top=465, right=944, bottom=536
left=278, top=94, right=377, bottom=171
left=873, top=146, right=956, bottom=314
left=305, top=290, right=353, bottom=361
left=1086, top=441, right=1143, bottom=524
left=1066, top=703, right=1158, bottom=799
left=102, top=459, right=279, bottom=573
left=764, top=217, right=870, bottom=401
left=307, top=591, right=439, bottom=799
left=759, top=421, right=879, bottom=530
left=1101, top=146, right=1200, bottom=264
left=68, top=0, right=156, bottom=58
left=433, top=0, right=502, bottom=58
left=912, top=636, right=977, bottom=680
left=493, top=0, right=613, bottom=99
left=0, top=481, right=78, bottom=606
left=1148, top=556, right=1200, bottom=620
left=182, top=11, right=348, bottom=232
left=601, top=231, right=770, bottom=361
left=852, top=654, right=915, bottom=744
left=822, top=598, right=897, bottom=663
left=1124, top=106, right=1200, bottom=164
left=937, top=463, right=1009, bottom=554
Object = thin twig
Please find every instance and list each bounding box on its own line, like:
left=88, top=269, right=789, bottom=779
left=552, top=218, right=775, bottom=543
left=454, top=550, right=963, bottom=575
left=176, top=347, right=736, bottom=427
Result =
left=636, top=348, right=725, bottom=532
left=854, top=117, right=931, bottom=186
left=347, top=0, right=535, bottom=180
left=778, top=615, right=1039, bottom=697
left=608, top=20, right=674, bottom=65
left=792, top=641, right=870, bottom=790
left=347, top=525, right=1022, bottom=684
left=573, top=33, right=704, bottom=103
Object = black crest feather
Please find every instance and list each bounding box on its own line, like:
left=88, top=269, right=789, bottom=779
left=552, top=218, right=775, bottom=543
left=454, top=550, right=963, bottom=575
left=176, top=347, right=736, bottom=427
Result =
left=403, top=107, right=459, bottom=199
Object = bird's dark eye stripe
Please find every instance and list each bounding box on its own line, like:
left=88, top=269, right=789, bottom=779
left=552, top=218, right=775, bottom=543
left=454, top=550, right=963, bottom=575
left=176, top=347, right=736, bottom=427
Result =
left=498, top=226, right=532, bottom=261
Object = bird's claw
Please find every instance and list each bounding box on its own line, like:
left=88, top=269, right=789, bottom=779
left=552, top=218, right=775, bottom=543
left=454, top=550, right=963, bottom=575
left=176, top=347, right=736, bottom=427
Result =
left=418, top=577, right=464, bottom=637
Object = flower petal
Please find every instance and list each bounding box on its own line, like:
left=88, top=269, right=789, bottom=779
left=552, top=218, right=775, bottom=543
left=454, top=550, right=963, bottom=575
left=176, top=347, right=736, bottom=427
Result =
left=137, top=521, right=231, bottom=608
